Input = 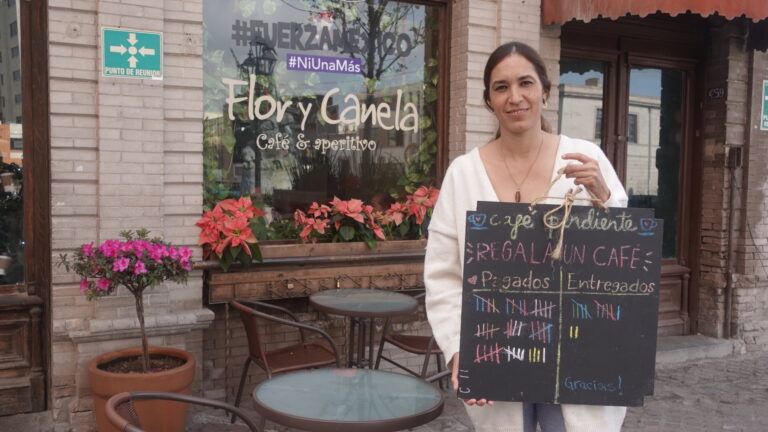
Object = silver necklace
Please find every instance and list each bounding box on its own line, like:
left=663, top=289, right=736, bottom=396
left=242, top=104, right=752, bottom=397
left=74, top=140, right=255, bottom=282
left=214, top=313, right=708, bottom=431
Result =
left=499, top=133, right=544, bottom=203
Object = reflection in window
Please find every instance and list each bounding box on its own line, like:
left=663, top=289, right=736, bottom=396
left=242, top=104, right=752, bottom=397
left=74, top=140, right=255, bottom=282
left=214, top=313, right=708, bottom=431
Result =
left=594, top=108, right=602, bottom=140
left=558, top=58, right=605, bottom=145
left=625, top=67, right=684, bottom=258
left=627, top=114, right=638, bottom=143
left=203, top=0, right=441, bottom=227
left=0, top=1, right=22, bottom=285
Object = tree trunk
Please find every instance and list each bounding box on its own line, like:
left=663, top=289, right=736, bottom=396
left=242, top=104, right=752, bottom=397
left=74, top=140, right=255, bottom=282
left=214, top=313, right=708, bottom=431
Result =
left=134, top=290, right=149, bottom=372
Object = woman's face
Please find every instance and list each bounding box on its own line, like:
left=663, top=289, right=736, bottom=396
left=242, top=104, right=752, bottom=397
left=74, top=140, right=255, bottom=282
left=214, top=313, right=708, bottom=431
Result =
left=487, top=54, right=546, bottom=136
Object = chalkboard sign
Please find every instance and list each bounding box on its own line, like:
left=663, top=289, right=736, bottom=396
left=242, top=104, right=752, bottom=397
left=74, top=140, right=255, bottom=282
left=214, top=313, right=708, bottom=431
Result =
left=457, top=202, right=662, bottom=407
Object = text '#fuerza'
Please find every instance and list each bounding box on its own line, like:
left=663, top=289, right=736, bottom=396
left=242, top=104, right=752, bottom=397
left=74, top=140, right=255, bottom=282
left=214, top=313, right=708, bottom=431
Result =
left=287, top=53, right=362, bottom=74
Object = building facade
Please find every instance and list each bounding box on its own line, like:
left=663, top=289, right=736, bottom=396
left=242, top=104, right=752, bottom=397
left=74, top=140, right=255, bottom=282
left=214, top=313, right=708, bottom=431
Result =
left=0, top=0, right=766, bottom=429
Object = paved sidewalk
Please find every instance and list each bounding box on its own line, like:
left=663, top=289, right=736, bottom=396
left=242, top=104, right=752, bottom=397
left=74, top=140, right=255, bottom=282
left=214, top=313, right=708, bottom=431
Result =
left=189, top=350, right=768, bottom=432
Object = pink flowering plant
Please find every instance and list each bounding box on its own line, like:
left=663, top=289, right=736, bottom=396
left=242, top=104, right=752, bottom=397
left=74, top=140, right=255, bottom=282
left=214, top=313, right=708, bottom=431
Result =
left=294, top=197, right=386, bottom=250
left=57, top=229, right=193, bottom=372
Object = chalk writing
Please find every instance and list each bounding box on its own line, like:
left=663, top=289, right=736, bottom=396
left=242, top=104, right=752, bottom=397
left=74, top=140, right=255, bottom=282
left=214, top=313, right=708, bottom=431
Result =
left=504, top=297, right=556, bottom=318
left=475, top=323, right=501, bottom=340
left=459, top=203, right=662, bottom=406
left=474, top=295, right=499, bottom=313
left=474, top=343, right=504, bottom=364
left=529, top=321, right=553, bottom=344
left=571, top=299, right=592, bottom=319
left=504, top=319, right=527, bottom=338
left=594, top=300, right=621, bottom=321
left=568, top=325, right=580, bottom=339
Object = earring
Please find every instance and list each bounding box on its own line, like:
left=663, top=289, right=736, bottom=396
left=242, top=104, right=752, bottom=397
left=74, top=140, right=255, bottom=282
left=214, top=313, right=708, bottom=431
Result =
left=542, top=98, right=548, bottom=108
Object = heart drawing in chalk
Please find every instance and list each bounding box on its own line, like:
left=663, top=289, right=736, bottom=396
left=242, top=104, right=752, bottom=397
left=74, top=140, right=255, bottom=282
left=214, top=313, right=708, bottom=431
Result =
left=467, top=275, right=478, bottom=285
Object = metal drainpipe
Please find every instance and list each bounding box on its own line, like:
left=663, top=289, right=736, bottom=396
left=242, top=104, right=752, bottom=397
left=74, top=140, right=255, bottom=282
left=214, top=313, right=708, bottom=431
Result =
left=724, top=146, right=739, bottom=339
left=724, top=141, right=745, bottom=339
left=723, top=29, right=754, bottom=339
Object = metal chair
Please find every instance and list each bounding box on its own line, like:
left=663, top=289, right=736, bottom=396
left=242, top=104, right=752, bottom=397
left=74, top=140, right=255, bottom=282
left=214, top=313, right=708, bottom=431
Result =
left=229, top=299, right=341, bottom=421
left=105, top=391, right=260, bottom=432
left=374, top=293, right=445, bottom=386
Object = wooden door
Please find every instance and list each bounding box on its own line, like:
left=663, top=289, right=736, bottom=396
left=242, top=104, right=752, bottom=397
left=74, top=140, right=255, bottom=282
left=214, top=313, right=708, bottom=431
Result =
left=558, top=14, right=706, bottom=335
left=0, top=0, right=49, bottom=415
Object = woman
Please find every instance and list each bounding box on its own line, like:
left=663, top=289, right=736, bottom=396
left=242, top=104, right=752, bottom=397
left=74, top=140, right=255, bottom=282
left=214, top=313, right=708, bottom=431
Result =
left=424, top=42, right=628, bottom=432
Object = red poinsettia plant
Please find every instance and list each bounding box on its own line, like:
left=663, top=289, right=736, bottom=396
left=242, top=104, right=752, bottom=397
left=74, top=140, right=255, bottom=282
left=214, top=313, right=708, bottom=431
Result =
left=294, top=197, right=386, bottom=249
left=196, top=197, right=265, bottom=271
left=382, top=186, right=440, bottom=239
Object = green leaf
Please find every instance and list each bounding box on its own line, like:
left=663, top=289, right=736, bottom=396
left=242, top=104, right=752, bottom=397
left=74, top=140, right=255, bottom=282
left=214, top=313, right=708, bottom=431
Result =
left=365, top=239, right=378, bottom=250
left=220, top=252, right=234, bottom=272
left=398, top=223, right=410, bottom=237
left=424, top=130, right=437, bottom=145
left=339, top=225, right=355, bottom=241
left=237, top=250, right=252, bottom=268
left=220, top=135, right=236, bottom=154
left=251, top=244, right=263, bottom=263
left=228, top=245, right=242, bottom=260
left=425, top=87, right=437, bottom=103
left=365, top=78, right=379, bottom=93
left=427, top=58, right=438, bottom=67
left=407, top=172, right=422, bottom=182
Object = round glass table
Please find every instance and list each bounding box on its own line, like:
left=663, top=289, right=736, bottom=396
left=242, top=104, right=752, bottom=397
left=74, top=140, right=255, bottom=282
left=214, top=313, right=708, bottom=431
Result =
left=309, top=289, right=418, bottom=368
left=251, top=368, right=444, bottom=432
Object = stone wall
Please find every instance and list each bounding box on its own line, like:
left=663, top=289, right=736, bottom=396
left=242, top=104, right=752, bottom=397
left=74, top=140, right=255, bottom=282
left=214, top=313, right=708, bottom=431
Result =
left=697, top=22, right=745, bottom=341
left=447, top=0, right=559, bottom=162
left=732, top=47, right=768, bottom=350
left=48, top=0, right=213, bottom=430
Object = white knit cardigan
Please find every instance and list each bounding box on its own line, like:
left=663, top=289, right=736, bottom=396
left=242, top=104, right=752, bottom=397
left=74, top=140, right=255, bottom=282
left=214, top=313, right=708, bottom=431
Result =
left=424, top=135, right=629, bottom=432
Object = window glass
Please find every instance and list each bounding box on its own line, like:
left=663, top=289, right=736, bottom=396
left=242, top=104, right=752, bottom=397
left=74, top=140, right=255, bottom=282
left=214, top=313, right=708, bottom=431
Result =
left=0, top=1, right=22, bottom=285
left=626, top=67, right=684, bottom=258
left=558, top=58, right=605, bottom=145
left=203, top=0, right=441, bottom=220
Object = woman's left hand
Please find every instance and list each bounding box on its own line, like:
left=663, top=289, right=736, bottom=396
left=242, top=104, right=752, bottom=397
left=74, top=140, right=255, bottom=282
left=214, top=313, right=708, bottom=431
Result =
left=561, top=153, right=611, bottom=203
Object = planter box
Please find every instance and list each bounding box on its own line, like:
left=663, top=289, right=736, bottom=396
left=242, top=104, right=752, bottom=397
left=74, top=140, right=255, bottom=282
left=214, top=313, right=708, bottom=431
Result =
left=205, top=239, right=426, bottom=303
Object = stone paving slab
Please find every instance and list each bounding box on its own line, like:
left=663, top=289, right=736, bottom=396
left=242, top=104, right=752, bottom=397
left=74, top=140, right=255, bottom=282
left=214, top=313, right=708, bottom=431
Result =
left=188, top=350, right=768, bottom=432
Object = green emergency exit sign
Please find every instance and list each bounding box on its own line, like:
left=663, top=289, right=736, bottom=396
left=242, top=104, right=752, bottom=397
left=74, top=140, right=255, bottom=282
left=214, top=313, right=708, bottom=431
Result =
left=102, top=28, right=163, bottom=79
left=762, top=80, right=768, bottom=131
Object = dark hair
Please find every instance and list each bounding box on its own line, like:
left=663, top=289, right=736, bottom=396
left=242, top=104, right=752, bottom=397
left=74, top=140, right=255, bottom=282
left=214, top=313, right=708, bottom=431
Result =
left=483, top=42, right=552, bottom=134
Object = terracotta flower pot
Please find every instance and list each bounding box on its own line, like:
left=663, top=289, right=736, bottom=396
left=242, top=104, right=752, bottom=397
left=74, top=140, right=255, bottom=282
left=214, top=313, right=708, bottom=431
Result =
left=88, top=347, right=195, bottom=432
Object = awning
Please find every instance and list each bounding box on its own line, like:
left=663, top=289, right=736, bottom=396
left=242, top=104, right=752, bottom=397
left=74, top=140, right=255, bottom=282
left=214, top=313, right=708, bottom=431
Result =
left=542, top=0, right=768, bottom=25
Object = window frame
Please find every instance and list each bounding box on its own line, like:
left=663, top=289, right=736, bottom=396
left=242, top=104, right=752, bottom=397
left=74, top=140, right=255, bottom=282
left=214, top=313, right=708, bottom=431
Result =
left=201, top=0, right=450, bottom=211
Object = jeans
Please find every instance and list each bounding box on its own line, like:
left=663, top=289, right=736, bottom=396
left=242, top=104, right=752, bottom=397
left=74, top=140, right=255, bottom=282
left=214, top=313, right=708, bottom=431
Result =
left=523, top=402, right=566, bottom=432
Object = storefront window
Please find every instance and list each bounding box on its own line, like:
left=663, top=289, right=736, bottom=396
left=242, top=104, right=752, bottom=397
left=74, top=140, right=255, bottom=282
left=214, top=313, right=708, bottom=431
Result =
left=558, top=58, right=605, bottom=145
left=203, top=0, right=441, bottom=223
left=0, top=1, right=22, bottom=285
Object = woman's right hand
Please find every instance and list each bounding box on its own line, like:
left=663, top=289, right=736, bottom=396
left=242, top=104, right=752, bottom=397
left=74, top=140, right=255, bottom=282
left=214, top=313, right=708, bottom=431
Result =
left=450, top=352, right=494, bottom=407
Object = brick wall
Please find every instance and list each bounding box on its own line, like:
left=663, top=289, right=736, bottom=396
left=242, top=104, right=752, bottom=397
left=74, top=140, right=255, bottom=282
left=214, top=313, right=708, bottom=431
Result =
left=732, top=47, right=768, bottom=350
left=48, top=0, right=213, bottom=430
left=448, top=0, right=558, bottom=162
left=697, top=22, right=747, bottom=340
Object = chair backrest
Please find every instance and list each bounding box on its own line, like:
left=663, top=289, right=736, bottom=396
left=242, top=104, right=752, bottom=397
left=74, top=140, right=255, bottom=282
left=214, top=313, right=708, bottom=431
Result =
left=104, top=392, right=144, bottom=432
left=230, top=299, right=269, bottom=364
left=106, top=391, right=261, bottom=432
left=230, top=299, right=313, bottom=370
